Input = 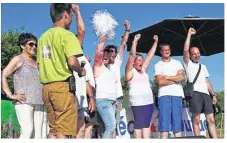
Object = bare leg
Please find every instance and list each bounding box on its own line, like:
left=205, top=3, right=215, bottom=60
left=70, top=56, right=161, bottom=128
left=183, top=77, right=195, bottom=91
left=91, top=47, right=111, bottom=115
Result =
left=173, top=131, right=181, bottom=137
left=113, top=123, right=118, bottom=138
left=192, top=114, right=201, bottom=136
left=142, top=128, right=150, bottom=138
left=85, top=123, right=93, bottom=138
left=113, top=128, right=116, bottom=138
left=76, top=116, right=86, bottom=138
left=56, top=134, right=67, bottom=138
left=206, top=113, right=217, bottom=138
left=160, top=132, right=168, bottom=139
left=134, top=129, right=142, bottom=138
left=48, top=133, right=57, bottom=138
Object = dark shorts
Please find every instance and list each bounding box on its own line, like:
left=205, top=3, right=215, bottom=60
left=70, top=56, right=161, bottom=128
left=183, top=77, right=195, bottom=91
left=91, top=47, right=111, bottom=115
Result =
left=190, top=91, right=213, bottom=118
left=131, top=104, right=155, bottom=129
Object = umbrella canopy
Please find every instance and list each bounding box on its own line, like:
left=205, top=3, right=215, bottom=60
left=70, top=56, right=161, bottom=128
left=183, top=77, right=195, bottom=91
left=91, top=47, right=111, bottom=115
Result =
left=127, top=17, right=224, bottom=56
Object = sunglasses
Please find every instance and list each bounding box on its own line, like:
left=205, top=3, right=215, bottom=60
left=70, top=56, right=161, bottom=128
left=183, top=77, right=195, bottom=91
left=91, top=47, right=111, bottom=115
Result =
left=28, top=42, right=37, bottom=48
left=109, top=49, right=116, bottom=53
left=104, top=49, right=116, bottom=53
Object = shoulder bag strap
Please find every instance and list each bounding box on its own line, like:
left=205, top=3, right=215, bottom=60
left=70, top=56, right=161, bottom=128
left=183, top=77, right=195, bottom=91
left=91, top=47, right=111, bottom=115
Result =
left=192, top=64, right=201, bottom=84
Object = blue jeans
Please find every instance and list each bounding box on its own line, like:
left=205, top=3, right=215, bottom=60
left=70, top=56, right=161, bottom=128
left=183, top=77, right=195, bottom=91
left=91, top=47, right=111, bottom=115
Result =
left=96, top=98, right=116, bottom=138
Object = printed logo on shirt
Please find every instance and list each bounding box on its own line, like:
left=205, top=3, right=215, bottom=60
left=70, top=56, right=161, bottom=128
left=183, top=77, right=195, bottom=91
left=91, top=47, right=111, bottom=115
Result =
left=42, top=45, right=51, bottom=59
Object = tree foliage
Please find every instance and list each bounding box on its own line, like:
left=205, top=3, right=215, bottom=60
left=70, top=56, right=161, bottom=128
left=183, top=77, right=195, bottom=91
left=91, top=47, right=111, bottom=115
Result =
left=1, top=28, right=25, bottom=99
left=121, top=76, right=129, bottom=108
left=215, top=90, right=224, bottom=127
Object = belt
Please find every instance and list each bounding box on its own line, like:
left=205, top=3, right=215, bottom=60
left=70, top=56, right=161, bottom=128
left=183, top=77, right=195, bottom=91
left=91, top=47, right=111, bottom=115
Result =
left=75, top=54, right=84, bottom=58
left=43, top=77, right=70, bottom=85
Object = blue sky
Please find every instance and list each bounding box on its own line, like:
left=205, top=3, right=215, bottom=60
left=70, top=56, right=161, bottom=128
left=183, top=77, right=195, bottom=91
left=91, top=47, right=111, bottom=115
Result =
left=1, top=3, right=224, bottom=91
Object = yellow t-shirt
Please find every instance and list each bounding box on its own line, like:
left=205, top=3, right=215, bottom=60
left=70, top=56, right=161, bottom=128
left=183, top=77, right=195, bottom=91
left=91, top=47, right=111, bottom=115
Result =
left=37, top=27, right=83, bottom=84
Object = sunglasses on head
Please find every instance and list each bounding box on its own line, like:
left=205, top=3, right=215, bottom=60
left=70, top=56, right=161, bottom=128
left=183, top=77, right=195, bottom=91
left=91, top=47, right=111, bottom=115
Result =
left=28, top=42, right=37, bottom=47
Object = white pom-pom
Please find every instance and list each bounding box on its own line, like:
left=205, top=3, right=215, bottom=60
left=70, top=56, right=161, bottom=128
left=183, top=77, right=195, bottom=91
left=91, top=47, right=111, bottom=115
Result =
left=91, top=10, right=118, bottom=40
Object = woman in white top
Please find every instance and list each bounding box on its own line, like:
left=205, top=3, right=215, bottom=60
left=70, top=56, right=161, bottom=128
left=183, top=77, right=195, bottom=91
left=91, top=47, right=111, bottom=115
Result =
left=93, top=36, right=117, bottom=138
left=125, top=34, right=158, bottom=138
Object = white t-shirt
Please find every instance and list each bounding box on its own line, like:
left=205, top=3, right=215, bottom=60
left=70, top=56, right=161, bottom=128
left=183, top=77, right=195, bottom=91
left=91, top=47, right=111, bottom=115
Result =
left=81, top=56, right=95, bottom=89
left=184, top=60, right=209, bottom=95
left=108, top=54, right=123, bottom=98
left=73, top=56, right=95, bottom=109
left=95, top=64, right=117, bottom=100
left=154, top=58, right=184, bottom=98
left=129, top=68, right=154, bottom=106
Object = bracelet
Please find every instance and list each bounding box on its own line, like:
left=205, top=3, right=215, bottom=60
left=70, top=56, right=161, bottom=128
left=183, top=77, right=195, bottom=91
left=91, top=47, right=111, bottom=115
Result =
left=7, top=94, right=13, bottom=99
left=89, top=95, right=95, bottom=99
left=125, top=29, right=130, bottom=32
left=129, top=52, right=136, bottom=57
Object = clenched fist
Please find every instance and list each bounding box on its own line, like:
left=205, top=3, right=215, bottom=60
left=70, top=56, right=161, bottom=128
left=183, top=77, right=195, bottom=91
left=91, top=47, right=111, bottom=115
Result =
left=133, top=34, right=141, bottom=43
left=72, top=4, right=80, bottom=13
left=153, top=35, right=158, bottom=42
left=124, top=20, right=130, bottom=31
left=188, top=27, right=196, bottom=35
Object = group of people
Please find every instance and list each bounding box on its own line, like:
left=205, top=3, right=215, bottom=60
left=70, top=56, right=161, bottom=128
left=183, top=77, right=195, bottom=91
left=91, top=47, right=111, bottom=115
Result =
left=1, top=3, right=218, bottom=139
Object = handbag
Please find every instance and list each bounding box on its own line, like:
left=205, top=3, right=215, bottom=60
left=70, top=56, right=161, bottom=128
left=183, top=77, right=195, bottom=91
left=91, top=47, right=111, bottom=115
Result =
left=213, top=103, right=221, bottom=115
left=183, top=64, right=201, bottom=100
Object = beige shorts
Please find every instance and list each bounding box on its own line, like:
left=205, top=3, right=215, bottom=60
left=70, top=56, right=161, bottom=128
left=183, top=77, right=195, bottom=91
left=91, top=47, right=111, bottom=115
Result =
left=42, top=82, right=78, bottom=137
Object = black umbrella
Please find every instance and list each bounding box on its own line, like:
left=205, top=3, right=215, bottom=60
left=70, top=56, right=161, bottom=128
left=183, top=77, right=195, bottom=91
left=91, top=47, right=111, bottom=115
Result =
left=127, top=16, right=224, bottom=56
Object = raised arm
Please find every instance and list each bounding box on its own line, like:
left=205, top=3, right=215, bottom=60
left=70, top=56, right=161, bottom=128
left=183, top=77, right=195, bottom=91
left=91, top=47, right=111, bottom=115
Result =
left=184, top=27, right=196, bottom=65
left=142, top=35, right=158, bottom=71
left=125, top=34, right=141, bottom=81
left=93, top=36, right=107, bottom=68
left=72, top=4, right=85, bottom=46
left=2, top=56, right=26, bottom=102
left=118, top=20, right=130, bottom=59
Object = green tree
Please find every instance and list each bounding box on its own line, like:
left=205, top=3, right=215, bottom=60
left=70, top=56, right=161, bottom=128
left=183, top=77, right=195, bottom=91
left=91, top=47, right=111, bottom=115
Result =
left=214, top=91, right=224, bottom=131
left=151, top=78, right=158, bottom=96
left=1, top=28, right=26, bottom=138
left=1, top=28, right=25, bottom=99
left=121, top=76, right=129, bottom=108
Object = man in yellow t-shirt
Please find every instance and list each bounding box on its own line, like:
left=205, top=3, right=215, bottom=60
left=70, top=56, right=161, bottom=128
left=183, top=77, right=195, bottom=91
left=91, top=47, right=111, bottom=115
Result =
left=37, top=3, right=84, bottom=138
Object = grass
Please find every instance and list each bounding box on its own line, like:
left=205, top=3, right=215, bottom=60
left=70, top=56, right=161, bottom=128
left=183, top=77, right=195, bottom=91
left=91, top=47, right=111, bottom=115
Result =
left=206, top=128, right=224, bottom=139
